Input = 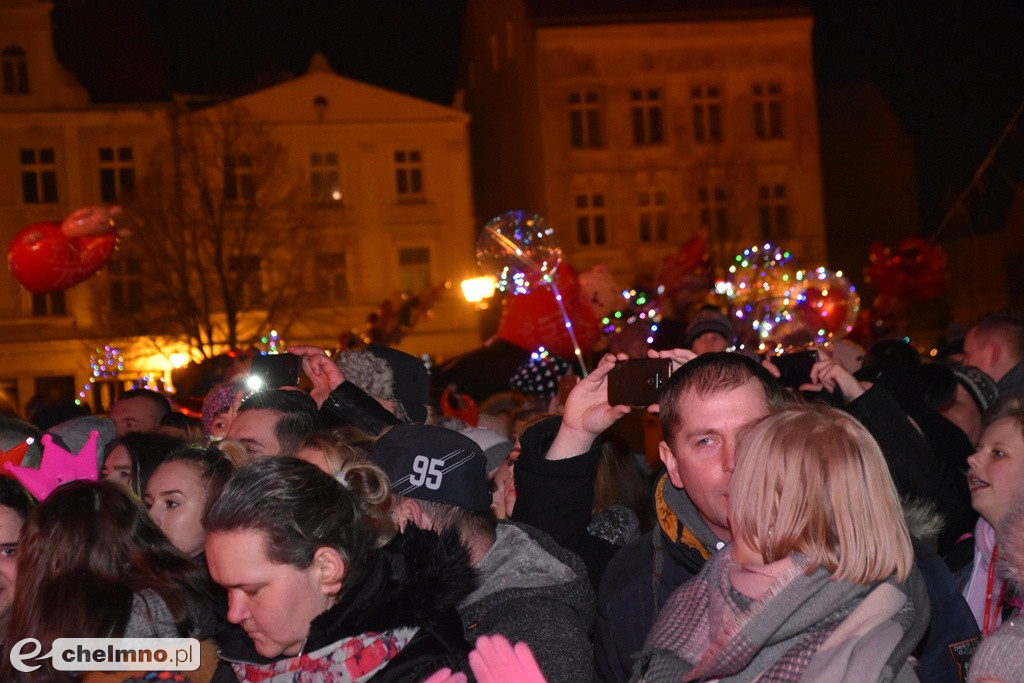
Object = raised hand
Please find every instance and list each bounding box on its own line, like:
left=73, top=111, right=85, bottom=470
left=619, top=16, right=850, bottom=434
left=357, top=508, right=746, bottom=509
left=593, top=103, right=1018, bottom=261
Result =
left=288, top=345, right=346, bottom=408
left=547, top=353, right=631, bottom=460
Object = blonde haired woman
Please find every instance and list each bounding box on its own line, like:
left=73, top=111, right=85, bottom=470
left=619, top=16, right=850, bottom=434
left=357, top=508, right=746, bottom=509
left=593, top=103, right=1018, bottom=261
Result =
left=634, top=404, right=927, bottom=682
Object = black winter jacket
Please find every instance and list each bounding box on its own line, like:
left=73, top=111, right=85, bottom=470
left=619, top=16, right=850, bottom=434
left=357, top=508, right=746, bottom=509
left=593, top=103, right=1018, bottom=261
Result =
left=213, top=528, right=475, bottom=682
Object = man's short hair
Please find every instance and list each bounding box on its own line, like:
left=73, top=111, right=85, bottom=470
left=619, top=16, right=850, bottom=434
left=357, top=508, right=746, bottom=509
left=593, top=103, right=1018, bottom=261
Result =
left=0, top=476, right=33, bottom=521
left=390, top=493, right=497, bottom=546
left=114, top=388, right=172, bottom=418
left=658, top=352, right=788, bottom=439
left=971, top=310, right=1024, bottom=363
left=238, top=389, right=321, bottom=458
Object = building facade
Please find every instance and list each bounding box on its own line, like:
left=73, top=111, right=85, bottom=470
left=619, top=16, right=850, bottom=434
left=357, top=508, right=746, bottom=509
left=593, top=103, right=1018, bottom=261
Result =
left=461, top=0, right=827, bottom=286
left=0, top=0, right=479, bottom=416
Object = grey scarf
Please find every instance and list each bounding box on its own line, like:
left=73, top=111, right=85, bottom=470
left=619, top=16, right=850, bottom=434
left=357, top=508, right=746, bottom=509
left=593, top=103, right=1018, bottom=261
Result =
left=633, top=550, right=929, bottom=682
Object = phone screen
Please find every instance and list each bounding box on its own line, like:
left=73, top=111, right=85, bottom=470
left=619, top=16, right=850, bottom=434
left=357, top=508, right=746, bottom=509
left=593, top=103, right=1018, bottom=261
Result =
left=250, top=353, right=302, bottom=389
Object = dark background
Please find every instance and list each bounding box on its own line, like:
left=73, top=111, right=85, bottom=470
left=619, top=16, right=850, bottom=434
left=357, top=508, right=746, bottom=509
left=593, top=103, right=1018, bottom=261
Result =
left=49, top=0, right=1024, bottom=233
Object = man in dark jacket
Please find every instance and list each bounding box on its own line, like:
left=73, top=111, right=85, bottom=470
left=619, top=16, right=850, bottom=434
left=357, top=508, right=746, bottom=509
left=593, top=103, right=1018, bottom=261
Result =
left=530, top=351, right=979, bottom=683
left=370, top=423, right=595, bottom=683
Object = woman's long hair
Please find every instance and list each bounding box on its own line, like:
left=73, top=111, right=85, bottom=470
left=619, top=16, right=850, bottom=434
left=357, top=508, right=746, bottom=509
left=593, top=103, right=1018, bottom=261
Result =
left=3, top=479, right=215, bottom=681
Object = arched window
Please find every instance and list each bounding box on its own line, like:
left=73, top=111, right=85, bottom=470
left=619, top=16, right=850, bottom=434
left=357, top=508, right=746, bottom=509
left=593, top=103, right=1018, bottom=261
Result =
left=2, top=45, right=29, bottom=94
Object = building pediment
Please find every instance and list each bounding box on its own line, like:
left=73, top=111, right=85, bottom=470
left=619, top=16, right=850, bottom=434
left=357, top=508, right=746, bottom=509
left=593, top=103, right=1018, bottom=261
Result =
left=204, top=59, right=467, bottom=126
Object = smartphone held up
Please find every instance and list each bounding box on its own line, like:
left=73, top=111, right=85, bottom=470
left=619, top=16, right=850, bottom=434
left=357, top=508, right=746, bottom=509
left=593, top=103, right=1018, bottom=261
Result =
left=770, top=349, right=819, bottom=388
left=607, top=358, right=673, bottom=406
left=248, top=352, right=302, bottom=391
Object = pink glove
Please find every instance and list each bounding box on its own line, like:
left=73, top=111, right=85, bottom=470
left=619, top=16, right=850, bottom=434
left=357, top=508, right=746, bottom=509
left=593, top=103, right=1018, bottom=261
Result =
left=422, top=667, right=467, bottom=683
left=469, top=634, right=547, bottom=683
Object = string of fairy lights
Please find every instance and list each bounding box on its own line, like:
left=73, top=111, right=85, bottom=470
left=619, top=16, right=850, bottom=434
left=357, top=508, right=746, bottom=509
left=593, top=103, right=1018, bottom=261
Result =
left=74, top=330, right=284, bottom=406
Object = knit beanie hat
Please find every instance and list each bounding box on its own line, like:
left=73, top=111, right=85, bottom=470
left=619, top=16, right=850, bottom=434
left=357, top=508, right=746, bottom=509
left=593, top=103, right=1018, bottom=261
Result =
left=967, top=500, right=1024, bottom=682
left=684, top=308, right=733, bottom=348
left=951, top=364, right=999, bottom=414
left=201, top=380, right=245, bottom=435
left=367, top=346, right=430, bottom=424
left=967, top=618, right=1024, bottom=683
left=509, top=354, right=572, bottom=401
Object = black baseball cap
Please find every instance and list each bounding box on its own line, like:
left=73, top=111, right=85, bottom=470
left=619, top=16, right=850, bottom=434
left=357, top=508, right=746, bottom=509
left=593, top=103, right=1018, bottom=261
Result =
left=369, top=424, right=491, bottom=511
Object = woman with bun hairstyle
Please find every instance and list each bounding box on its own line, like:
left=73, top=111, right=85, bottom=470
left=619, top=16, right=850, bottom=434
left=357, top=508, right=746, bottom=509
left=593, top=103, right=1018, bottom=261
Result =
left=203, top=457, right=473, bottom=681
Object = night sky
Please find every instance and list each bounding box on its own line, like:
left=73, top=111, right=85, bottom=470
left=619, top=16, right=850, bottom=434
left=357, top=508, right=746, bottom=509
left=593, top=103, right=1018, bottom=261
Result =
left=48, top=0, right=1024, bottom=232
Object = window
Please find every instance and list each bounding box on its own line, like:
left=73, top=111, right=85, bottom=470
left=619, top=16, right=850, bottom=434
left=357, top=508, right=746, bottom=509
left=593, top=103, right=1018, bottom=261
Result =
left=108, top=249, right=143, bottom=315
left=2, top=45, right=29, bottom=94
left=568, top=91, right=602, bottom=148
left=631, top=89, right=664, bottom=145
left=32, top=292, right=67, bottom=317
left=314, top=252, right=348, bottom=302
left=229, top=255, right=263, bottom=307
left=394, top=150, right=424, bottom=203
left=638, top=189, right=668, bottom=243
left=758, top=184, right=791, bottom=240
left=20, top=148, right=58, bottom=203
left=34, top=376, right=75, bottom=405
left=698, top=186, right=730, bottom=242
left=225, top=154, right=254, bottom=201
left=99, top=147, right=135, bottom=203
left=753, top=82, right=783, bottom=139
left=85, top=379, right=120, bottom=414
left=575, top=193, right=607, bottom=246
left=398, top=247, right=431, bottom=293
left=310, top=152, right=341, bottom=202
left=692, top=86, right=722, bottom=143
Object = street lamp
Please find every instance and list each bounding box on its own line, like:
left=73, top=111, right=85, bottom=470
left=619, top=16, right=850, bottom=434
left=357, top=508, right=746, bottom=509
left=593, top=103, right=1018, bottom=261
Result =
left=460, top=276, right=497, bottom=309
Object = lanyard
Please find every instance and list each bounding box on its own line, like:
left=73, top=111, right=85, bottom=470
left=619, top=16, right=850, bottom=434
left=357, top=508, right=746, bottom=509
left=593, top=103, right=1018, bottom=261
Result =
left=983, top=543, right=1007, bottom=637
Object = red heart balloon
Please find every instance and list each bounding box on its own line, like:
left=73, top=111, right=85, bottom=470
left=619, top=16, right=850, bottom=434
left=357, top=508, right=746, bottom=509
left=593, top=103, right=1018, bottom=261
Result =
left=798, top=286, right=849, bottom=337
left=8, top=221, right=118, bottom=294
left=496, top=265, right=600, bottom=359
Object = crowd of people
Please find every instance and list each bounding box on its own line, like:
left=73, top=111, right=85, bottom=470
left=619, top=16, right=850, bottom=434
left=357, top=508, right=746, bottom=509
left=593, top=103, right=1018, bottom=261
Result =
left=0, top=307, right=1022, bottom=682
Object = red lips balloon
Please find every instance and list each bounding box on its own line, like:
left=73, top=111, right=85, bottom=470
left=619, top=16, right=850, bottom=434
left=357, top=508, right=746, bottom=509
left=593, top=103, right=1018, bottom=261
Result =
left=8, top=206, right=121, bottom=294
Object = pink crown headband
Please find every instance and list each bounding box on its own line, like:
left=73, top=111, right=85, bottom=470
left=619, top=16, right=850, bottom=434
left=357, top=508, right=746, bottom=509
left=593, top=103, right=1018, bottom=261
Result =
left=4, top=431, right=99, bottom=500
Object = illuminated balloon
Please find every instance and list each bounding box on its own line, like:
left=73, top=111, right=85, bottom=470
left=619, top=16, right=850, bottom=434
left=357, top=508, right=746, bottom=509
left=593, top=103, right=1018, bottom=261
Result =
left=794, top=268, right=860, bottom=342
left=8, top=221, right=118, bottom=294
left=495, top=265, right=599, bottom=361
left=718, top=243, right=799, bottom=311
left=735, top=290, right=807, bottom=349
left=476, top=211, right=562, bottom=295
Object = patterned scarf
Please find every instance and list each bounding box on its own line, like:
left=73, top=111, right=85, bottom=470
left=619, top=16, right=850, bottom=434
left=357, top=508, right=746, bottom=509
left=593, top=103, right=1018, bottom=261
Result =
left=634, top=550, right=928, bottom=682
left=230, top=627, right=418, bottom=683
